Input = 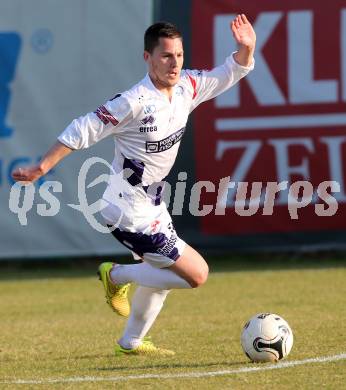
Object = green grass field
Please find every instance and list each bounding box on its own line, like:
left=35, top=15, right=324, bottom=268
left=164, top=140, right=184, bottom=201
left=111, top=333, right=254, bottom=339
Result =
left=0, top=255, right=345, bottom=389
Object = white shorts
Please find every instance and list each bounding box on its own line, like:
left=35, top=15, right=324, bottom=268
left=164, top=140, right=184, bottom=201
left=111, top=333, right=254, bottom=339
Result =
left=102, top=201, right=186, bottom=268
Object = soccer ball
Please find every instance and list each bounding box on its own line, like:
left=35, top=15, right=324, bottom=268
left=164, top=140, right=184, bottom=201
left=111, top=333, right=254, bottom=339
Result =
left=241, top=313, right=293, bottom=362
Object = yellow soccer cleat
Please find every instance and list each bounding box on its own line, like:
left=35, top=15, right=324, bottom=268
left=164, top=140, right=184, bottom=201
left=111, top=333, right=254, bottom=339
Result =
left=114, top=338, right=175, bottom=356
left=97, top=262, right=130, bottom=317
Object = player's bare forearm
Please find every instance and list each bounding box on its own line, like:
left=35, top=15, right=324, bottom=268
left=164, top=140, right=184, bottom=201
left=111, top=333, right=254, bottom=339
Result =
left=39, top=141, right=74, bottom=175
left=12, top=141, right=74, bottom=184
left=231, top=14, right=256, bottom=67
left=233, top=45, right=255, bottom=67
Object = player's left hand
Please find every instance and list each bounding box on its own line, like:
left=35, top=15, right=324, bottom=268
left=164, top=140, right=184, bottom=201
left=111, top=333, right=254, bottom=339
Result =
left=231, top=14, right=256, bottom=49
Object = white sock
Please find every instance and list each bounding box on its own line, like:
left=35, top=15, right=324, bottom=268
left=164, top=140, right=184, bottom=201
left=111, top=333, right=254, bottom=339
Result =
left=110, top=262, right=191, bottom=289
left=118, top=286, right=169, bottom=349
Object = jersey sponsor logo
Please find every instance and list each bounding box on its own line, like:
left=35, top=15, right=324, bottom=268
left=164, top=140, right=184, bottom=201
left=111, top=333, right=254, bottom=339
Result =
left=146, top=126, right=186, bottom=153
left=139, top=126, right=157, bottom=133
left=94, top=105, right=119, bottom=126
left=0, top=32, right=22, bottom=138
left=140, top=115, right=155, bottom=125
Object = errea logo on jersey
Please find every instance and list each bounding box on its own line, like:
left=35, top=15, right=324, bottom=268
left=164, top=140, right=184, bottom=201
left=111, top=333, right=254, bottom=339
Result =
left=140, top=115, right=155, bottom=125
left=0, top=33, right=21, bottom=138
left=139, top=115, right=157, bottom=132
left=140, top=126, right=157, bottom=133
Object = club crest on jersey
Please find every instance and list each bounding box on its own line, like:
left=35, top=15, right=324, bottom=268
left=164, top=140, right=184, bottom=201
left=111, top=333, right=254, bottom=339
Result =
left=140, top=115, right=155, bottom=126
left=144, top=104, right=156, bottom=115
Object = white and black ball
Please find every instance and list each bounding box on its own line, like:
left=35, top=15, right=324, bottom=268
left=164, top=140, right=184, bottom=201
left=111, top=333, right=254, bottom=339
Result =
left=241, top=313, right=294, bottom=362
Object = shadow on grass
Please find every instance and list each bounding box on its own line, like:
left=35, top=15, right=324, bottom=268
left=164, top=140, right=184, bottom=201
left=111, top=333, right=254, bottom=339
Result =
left=50, top=353, right=246, bottom=371
left=0, top=252, right=345, bottom=281
left=94, top=360, right=246, bottom=372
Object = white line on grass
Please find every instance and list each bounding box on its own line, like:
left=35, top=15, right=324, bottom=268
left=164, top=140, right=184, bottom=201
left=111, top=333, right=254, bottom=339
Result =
left=2, top=353, right=345, bottom=385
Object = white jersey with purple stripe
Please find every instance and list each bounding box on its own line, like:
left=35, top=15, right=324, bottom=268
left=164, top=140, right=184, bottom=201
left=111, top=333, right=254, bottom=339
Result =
left=58, top=53, right=254, bottom=266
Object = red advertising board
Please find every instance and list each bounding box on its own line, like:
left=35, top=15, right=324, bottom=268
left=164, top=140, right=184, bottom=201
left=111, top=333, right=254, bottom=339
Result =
left=191, top=0, right=346, bottom=234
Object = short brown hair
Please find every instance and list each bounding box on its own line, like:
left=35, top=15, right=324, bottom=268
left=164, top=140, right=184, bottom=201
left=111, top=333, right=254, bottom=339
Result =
left=144, top=22, right=182, bottom=53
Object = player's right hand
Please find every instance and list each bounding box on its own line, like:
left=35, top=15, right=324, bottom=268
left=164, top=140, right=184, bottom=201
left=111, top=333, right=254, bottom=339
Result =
left=11, top=164, right=44, bottom=184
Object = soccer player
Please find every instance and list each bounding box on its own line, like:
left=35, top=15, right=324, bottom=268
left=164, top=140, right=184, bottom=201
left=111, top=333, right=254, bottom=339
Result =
left=12, top=15, right=256, bottom=355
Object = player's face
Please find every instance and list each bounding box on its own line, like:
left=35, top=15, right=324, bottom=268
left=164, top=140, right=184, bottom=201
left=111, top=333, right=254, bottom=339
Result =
left=145, top=37, right=184, bottom=89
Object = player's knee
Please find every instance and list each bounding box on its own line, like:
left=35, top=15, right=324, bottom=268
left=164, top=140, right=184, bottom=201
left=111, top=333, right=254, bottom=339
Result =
left=190, top=263, right=209, bottom=288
